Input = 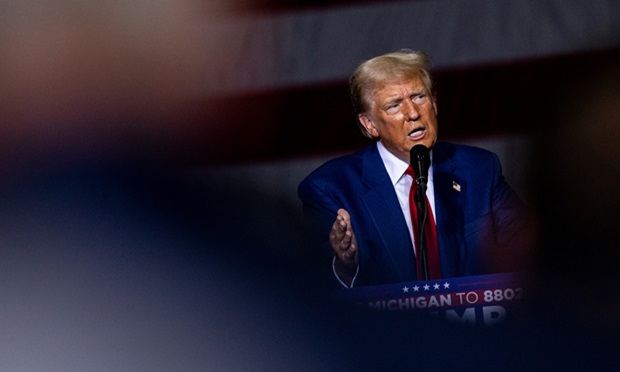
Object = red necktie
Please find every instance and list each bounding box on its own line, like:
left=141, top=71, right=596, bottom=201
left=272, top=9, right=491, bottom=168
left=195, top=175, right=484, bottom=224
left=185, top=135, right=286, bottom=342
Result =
left=405, top=166, right=441, bottom=280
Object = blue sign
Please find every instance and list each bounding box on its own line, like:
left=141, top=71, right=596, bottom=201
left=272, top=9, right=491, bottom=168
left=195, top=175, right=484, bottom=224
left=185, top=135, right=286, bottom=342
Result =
left=337, top=272, right=526, bottom=326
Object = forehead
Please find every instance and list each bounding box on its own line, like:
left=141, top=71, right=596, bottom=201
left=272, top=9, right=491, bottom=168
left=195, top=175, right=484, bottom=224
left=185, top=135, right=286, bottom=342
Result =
left=371, top=76, right=427, bottom=101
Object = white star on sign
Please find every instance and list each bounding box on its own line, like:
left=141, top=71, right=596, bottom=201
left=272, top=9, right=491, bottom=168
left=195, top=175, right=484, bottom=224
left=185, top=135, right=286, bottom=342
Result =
left=423, top=284, right=430, bottom=291
left=413, top=285, right=420, bottom=292
left=402, top=286, right=409, bottom=293
left=443, top=282, right=450, bottom=289
left=433, top=283, right=440, bottom=290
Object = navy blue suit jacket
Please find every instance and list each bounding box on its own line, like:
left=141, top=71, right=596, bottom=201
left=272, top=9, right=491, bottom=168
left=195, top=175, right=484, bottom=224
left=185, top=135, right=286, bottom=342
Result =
left=298, top=141, right=528, bottom=287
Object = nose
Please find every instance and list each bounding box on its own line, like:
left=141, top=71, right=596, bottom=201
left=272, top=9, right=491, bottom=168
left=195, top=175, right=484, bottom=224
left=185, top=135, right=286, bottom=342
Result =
left=403, top=100, right=420, bottom=121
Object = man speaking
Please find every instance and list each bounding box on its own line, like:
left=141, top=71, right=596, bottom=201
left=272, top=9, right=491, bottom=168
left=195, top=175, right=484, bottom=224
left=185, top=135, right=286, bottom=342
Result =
left=298, top=50, right=532, bottom=288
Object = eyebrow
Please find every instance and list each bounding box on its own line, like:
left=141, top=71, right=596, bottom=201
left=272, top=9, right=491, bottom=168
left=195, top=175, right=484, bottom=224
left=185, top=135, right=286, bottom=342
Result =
left=381, top=89, right=427, bottom=107
left=382, top=96, right=403, bottom=107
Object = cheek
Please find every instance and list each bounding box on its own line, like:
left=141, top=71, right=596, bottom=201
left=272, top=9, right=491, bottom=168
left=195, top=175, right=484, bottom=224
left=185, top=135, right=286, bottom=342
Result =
left=427, top=113, right=439, bottom=131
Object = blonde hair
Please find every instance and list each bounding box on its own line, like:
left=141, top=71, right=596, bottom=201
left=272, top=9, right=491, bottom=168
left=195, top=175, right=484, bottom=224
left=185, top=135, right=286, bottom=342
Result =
left=349, top=50, right=434, bottom=138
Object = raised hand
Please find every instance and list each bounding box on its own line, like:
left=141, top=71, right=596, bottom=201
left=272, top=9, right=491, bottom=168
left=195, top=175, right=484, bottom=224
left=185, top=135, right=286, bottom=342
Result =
left=329, top=208, right=358, bottom=285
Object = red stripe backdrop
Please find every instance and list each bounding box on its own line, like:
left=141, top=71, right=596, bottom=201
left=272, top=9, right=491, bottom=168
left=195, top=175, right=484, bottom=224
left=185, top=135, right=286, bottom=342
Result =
left=168, top=49, right=620, bottom=167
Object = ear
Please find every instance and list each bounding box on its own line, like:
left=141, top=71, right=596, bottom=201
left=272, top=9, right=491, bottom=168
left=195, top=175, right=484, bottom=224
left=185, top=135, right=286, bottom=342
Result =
left=432, top=97, right=438, bottom=116
left=358, top=113, right=379, bottom=138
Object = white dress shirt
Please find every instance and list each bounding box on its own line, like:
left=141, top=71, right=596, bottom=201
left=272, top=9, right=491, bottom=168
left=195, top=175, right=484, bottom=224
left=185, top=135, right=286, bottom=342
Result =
left=376, top=141, right=436, bottom=257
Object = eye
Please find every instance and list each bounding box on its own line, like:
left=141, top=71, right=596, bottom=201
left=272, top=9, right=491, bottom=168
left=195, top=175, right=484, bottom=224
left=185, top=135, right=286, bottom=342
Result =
left=385, top=102, right=400, bottom=113
left=412, top=94, right=427, bottom=103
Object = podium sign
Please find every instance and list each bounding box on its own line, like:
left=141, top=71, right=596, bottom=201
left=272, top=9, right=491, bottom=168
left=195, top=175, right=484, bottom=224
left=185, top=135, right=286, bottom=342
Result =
left=338, top=272, right=525, bottom=326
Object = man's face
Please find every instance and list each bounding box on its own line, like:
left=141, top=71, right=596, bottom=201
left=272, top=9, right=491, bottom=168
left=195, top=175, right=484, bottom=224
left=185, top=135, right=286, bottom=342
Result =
left=359, top=76, right=438, bottom=163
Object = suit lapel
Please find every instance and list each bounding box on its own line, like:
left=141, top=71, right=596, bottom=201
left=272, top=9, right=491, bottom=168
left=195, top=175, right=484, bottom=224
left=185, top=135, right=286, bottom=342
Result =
left=359, top=143, right=417, bottom=282
left=432, top=143, right=466, bottom=278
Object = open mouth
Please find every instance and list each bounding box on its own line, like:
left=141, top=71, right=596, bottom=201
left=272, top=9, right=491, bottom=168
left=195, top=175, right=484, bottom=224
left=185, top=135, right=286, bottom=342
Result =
left=408, top=127, right=425, bottom=140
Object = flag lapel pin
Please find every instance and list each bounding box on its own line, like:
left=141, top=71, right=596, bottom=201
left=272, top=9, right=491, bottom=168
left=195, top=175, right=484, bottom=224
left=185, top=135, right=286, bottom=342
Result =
left=452, top=181, right=461, bottom=192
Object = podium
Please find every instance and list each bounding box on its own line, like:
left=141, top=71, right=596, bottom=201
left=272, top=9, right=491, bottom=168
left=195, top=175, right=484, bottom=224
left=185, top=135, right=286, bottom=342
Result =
left=337, top=272, right=526, bottom=326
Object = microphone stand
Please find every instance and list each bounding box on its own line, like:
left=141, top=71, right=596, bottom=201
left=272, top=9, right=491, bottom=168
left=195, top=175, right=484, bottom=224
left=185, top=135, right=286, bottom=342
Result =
left=415, top=181, right=430, bottom=281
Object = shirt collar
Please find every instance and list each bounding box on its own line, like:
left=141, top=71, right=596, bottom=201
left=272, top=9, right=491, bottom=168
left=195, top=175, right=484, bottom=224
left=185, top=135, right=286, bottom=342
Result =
left=376, top=141, right=433, bottom=186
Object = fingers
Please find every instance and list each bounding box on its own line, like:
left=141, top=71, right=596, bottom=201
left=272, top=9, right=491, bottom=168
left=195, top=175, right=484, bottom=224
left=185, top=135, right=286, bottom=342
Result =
left=337, top=208, right=351, bottom=222
left=330, top=209, right=358, bottom=267
left=330, top=209, right=350, bottom=249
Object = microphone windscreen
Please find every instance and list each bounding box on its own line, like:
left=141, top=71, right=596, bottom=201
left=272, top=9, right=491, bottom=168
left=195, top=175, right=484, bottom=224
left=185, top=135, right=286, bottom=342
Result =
left=410, top=144, right=429, bottom=159
left=410, top=145, right=430, bottom=182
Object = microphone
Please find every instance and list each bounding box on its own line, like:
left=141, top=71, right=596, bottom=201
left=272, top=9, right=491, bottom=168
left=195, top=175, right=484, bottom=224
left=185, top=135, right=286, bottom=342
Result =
left=410, top=144, right=431, bottom=280
left=410, top=144, right=430, bottom=186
